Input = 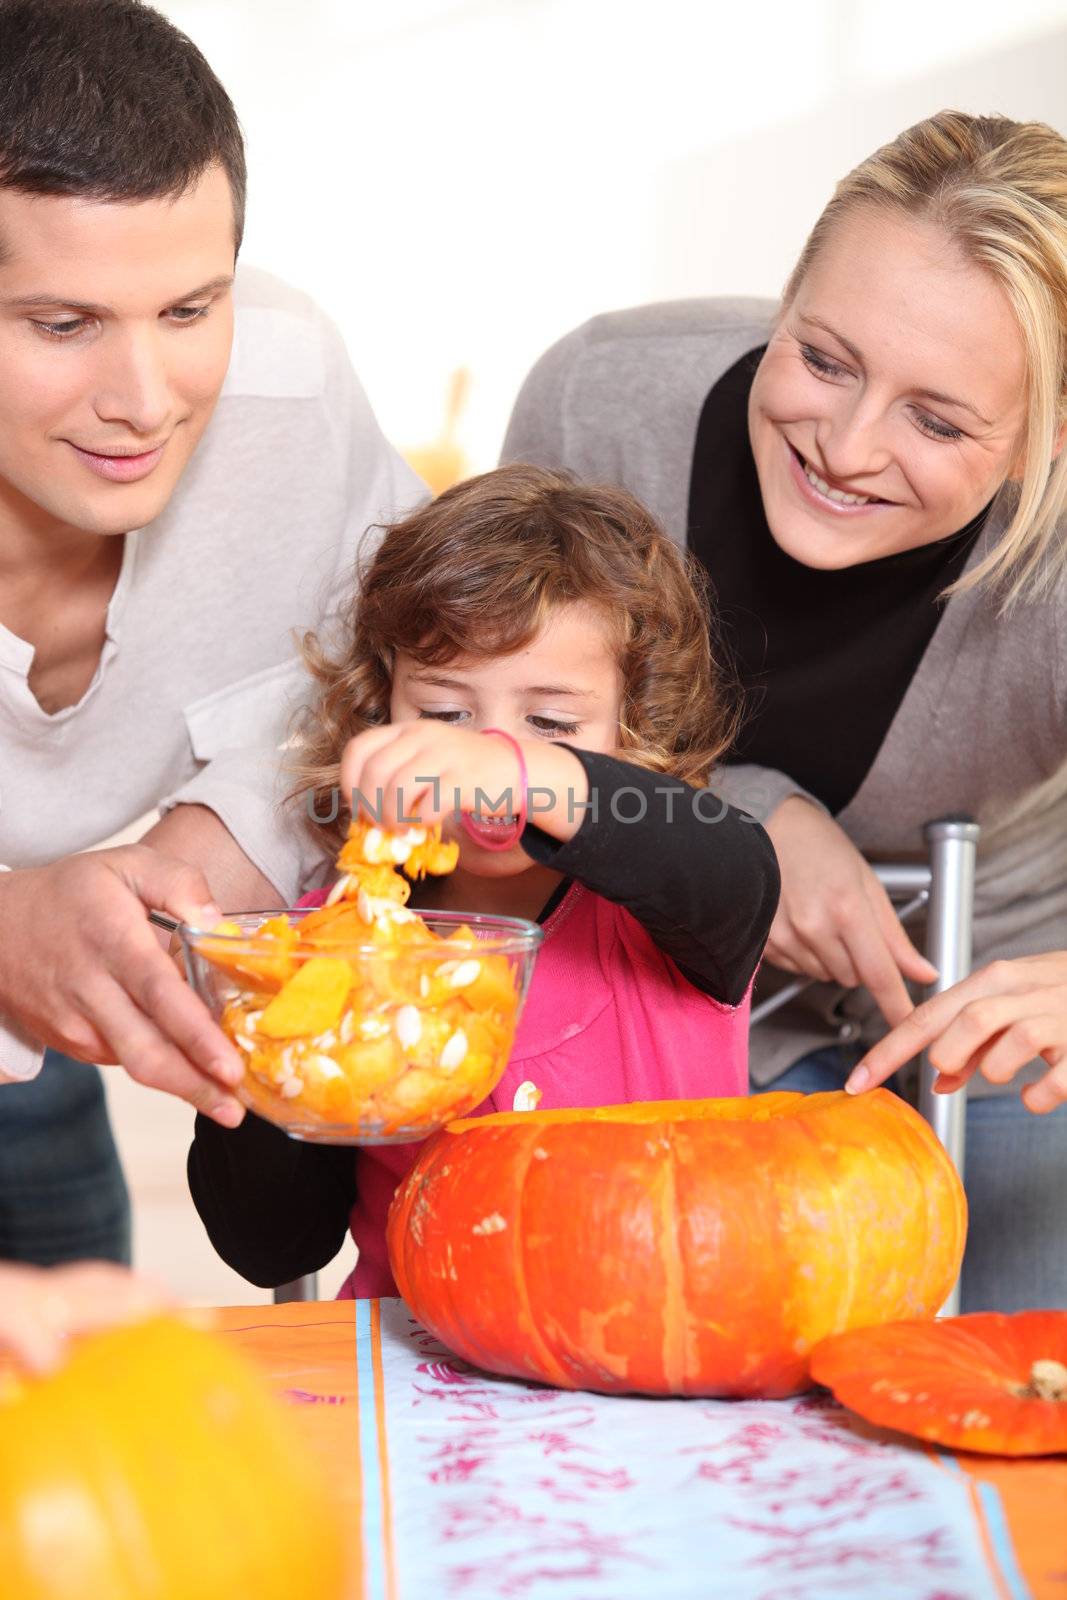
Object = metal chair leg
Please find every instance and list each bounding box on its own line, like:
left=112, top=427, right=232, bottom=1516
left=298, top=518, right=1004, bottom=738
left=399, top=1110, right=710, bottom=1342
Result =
left=273, top=1274, right=319, bottom=1303
left=920, top=816, right=980, bottom=1316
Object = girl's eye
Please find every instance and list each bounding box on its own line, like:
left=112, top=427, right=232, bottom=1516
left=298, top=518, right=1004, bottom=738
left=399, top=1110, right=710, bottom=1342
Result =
left=799, top=343, right=848, bottom=379
left=418, top=708, right=468, bottom=724
left=527, top=715, right=580, bottom=736
left=912, top=410, right=964, bottom=443
left=32, top=317, right=89, bottom=339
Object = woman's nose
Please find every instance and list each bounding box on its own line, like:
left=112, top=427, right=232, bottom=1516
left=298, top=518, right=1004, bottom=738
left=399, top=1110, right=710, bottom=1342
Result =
left=815, top=402, right=892, bottom=484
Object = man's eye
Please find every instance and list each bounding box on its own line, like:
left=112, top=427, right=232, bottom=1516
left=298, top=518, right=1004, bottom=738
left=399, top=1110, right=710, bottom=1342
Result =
left=166, top=305, right=211, bottom=324
left=32, top=318, right=88, bottom=339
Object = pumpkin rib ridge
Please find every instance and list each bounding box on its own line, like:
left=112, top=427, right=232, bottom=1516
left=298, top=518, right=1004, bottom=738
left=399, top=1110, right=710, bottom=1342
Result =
left=796, top=1102, right=859, bottom=1336
left=513, top=1123, right=574, bottom=1389
left=887, top=1100, right=935, bottom=1315
left=74, top=1366, right=164, bottom=1597
left=53, top=1395, right=140, bottom=1596
left=660, top=1121, right=686, bottom=1395
left=883, top=1096, right=964, bottom=1314
left=908, top=1096, right=967, bottom=1277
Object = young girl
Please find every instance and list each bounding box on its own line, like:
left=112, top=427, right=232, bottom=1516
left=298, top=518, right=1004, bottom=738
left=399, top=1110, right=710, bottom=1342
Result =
left=189, top=465, right=779, bottom=1296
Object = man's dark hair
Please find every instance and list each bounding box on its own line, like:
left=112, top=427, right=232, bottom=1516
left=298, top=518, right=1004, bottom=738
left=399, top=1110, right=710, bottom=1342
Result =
left=0, top=0, right=246, bottom=247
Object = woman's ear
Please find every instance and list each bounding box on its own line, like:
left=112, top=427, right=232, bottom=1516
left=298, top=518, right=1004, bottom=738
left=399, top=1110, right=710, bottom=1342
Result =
left=1052, top=418, right=1067, bottom=462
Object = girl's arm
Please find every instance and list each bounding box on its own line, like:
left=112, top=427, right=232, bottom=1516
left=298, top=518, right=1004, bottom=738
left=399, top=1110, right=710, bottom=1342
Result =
left=187, top=1111, right=356, bottom=1288
left=340, top=724, right=780, bottom=1007
left=523, top=747, right=780, bottom=1006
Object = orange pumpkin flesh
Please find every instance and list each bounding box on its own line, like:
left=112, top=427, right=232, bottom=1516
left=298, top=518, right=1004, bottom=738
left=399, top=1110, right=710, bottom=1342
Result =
left=196, top=821, right=526, bottom=1138
left=387, top=1088, right=967, bottom=1398
left=0, top=1317, right=346, bottom=1600
left=810, top=1311, right=1067, bottom=1456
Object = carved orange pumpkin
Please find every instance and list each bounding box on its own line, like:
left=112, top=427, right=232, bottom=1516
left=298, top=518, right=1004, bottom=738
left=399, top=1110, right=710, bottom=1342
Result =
left=387, top=1089, right=966, bottom=1398
left=0, top=1317, right=346, bottom=1599
left=811, top=1311, right=1067, bottom=1456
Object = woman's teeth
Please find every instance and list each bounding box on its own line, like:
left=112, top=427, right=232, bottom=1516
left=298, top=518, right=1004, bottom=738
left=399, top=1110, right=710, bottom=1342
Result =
left=802, top=459, right=873, bottom=506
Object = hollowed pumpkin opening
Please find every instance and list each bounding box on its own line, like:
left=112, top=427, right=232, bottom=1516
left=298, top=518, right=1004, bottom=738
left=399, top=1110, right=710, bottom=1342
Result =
left=447, top=1087, right=830, bottom=1134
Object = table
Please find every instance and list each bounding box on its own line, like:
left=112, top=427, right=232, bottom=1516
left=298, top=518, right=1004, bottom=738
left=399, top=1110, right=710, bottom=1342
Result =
left=220, top=1301, right=1067, bottom=1600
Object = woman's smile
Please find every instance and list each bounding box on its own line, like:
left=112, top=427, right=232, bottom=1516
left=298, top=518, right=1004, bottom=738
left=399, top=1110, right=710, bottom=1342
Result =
left=785, top=437, right=893, bottom=516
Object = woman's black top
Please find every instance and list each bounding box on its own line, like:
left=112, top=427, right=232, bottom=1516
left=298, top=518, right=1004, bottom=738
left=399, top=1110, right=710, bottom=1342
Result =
left=687, top=347, right=990, bottom=815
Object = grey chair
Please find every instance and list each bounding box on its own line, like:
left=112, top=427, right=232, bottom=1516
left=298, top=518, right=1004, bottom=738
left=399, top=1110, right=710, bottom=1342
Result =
left=273, top=1275, right=319, bottom=1302
left=751, top=815, right=980, bottom=1314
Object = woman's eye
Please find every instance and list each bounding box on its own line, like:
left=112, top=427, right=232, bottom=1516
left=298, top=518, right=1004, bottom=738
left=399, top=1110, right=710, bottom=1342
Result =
left=528, top=715, right=579, bottom=736
left=32, top=317, right=89, bottom=339
left=913, top=410, right=964, bottom=443
left=800, top=343, right=847, bottom=379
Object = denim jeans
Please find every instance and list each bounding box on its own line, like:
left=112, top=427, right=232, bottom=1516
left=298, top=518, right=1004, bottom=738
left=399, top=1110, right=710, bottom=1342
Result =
left=760, top=1045, right=1067, bottom=1313
left=0, top=1050, right=131, bottom=1265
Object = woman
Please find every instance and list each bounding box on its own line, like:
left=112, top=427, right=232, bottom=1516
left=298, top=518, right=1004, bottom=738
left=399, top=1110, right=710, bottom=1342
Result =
left=502, top=111, right=1067, bottom=1312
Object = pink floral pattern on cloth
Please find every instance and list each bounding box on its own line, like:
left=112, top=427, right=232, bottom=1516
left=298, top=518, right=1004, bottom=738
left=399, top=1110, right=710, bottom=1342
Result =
left=347, top=1298, right=1026, bottom=1600
left=294, top=882, right=751, bottom=1298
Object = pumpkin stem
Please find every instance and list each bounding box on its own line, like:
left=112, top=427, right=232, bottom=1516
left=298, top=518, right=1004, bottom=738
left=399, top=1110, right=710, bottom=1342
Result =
left=1016, top=1359, right=1067, bottom=1402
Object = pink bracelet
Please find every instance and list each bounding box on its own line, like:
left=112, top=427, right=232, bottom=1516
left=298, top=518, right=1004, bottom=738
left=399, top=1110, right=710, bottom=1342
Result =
left=460, top=728, right=528, bottom=853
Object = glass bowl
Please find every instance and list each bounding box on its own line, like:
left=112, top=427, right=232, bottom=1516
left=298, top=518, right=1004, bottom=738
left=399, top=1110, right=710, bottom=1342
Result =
left=181, top=908, right=542, bottom=1145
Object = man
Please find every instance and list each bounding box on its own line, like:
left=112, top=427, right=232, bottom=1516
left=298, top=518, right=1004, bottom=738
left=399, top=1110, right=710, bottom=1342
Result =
left=0, top=0, right=424, bottom=1264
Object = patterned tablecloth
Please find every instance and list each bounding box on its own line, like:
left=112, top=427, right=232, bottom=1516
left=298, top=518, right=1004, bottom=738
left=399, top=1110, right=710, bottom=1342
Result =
left=219, top=1300, right=1067, bottom=1600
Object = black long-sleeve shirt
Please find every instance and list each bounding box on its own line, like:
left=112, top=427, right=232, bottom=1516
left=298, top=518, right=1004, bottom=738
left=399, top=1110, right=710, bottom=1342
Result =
left=188, top=747, right=779, bottom=1287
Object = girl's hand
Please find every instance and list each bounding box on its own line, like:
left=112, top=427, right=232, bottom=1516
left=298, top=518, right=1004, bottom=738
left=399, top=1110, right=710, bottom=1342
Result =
left=846, top=951, right=1067, bottom=1113
left=0, top=1261, right=174, bottom=1374
left=764, top=796, right=937, bottom=1027
left=339, top=721, right=587, bottom=838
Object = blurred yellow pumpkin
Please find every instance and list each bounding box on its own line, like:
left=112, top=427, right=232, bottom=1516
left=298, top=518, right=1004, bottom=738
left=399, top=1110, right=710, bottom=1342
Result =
left=0, top=1317, right=346, bottom=1600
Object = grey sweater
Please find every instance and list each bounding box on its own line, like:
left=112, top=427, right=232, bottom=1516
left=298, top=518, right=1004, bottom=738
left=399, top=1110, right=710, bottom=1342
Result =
left=502, top=297, right=1067, bottom=1089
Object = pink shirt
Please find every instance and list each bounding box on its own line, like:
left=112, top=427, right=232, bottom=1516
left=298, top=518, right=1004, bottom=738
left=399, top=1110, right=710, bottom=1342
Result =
left=297, top=883, right=750, bottom=1297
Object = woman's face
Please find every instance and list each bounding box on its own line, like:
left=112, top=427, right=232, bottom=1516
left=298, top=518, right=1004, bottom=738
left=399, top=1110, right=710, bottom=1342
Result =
left=748, top=207, right=1028, bottom=568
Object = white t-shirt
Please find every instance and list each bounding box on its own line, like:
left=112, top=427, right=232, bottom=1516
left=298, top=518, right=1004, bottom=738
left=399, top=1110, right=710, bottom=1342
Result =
left=0, top=265, right=426, bottom=1079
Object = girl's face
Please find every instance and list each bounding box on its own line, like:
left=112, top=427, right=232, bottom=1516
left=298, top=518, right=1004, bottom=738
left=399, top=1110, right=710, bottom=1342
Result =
left=390, top=600, right=623, bottom=880
left=748, top=207, right=1028, bottom=568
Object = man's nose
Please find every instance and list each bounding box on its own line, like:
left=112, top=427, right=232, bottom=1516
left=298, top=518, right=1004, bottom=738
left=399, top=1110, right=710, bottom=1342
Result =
left=91, top=326, right=173, bottom=437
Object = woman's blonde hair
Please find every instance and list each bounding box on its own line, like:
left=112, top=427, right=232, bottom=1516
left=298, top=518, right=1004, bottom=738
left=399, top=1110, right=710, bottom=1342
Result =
left=293, top=463, right=737, bottom=846
left=785, top=110, right=1067, bottom=604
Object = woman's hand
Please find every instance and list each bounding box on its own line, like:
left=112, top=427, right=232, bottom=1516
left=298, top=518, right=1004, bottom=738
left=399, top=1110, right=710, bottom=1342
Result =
left=846, top=951, right=1067, bottom=1113
left=764, top=796, right=937, bottom=1027
left=339, top=721, right=587, bottom=840
left=0, top=1261, right=174, bottom=1374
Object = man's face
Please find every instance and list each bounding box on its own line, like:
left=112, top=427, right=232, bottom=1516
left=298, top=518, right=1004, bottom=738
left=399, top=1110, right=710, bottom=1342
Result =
left=0, top=163, right=236, bottom=542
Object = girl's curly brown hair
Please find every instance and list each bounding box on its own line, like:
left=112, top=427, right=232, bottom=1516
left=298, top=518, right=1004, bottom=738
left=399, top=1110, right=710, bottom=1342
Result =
left=293, top=463, right=738, bottom=846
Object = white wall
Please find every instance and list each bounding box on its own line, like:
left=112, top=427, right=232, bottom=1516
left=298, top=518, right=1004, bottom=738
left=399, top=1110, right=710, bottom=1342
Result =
left=159, top=0, right=1067, bottom=467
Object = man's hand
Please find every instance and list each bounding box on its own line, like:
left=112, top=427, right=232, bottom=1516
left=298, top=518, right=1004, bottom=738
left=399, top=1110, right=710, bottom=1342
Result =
left=846, top=951, right=1067, bottom=1113
left=0, top=846, right=244, bottom=1125
left=764, top=796, right=937, bottom=1027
